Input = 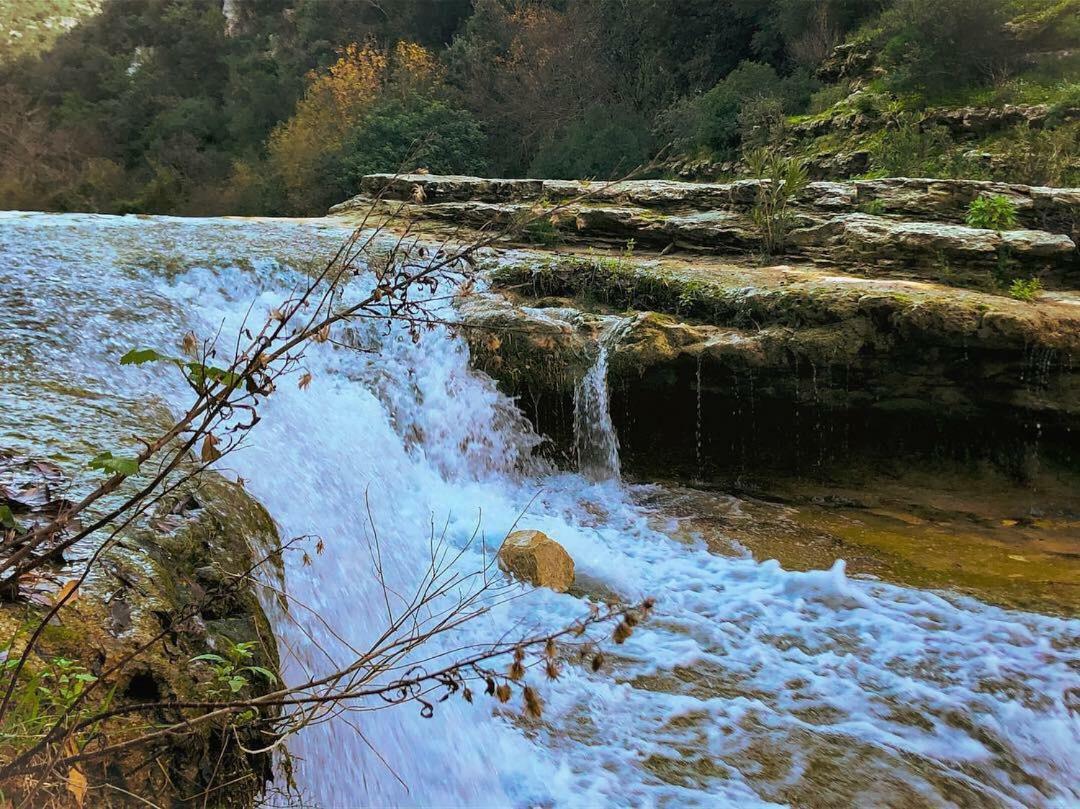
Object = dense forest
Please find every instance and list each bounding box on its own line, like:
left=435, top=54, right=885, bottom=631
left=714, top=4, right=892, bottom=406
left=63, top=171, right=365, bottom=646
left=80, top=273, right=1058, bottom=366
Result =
left=1, top=0, right=1077, bottom=216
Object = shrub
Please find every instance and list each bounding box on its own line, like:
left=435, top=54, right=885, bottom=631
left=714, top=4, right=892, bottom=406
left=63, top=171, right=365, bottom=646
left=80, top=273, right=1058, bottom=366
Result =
left=868, top=115, right=956, bottom=177
left=880, top=0, right=1019, bottom=94
left=1009, top=277, right=1043, bottom=301
left=966, top=195, right=1019, bottom=230
left=528, top=107, right=653, bottom=179
left=335, top=97, right=488, bottom=192
left=746, top=148, right=809, bottom=256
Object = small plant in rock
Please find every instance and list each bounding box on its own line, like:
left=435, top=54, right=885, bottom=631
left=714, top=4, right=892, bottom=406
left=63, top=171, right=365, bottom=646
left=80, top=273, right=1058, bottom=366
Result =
left=746, top=148, right=809, bottom=256
left=1008, top=277, right=1043, bottom=301
left=191, top=640, right=276, bottom=698
left=967, top=194, right=1018, bottom=230
left=522, top=217, right=563, bottom=247
left=858, top=198, right=887, bottom=216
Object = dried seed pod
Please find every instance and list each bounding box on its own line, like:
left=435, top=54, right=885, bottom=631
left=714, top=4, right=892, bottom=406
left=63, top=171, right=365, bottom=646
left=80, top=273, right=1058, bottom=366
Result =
left=523, top=686, right=543, bottom=719
left=545, top=660, right=561, bottom=681
left=508, top=660, right=525, bottom=681
left=495, top=683, right=512, bottom=703
left=590, top=652, right=605, bottom=672
left=545, top=639, right=557, bottom=660
left=613, top=621, right=632, bottom=644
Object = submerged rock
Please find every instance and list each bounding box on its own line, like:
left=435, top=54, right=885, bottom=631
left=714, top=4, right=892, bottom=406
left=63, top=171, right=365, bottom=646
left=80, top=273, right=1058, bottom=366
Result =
left=498, top=529, right=575, bottom=592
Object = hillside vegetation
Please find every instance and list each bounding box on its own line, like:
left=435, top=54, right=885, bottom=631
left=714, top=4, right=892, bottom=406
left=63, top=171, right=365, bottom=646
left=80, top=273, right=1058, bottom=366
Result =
left=0, top=0, right=1077, bottom=216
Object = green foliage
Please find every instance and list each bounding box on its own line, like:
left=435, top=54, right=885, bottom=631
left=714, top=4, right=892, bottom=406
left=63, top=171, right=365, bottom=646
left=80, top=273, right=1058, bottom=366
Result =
left=966, top=195, right=1019, bottom=230
left=88, top=451, right=140, bottom=477
left=0, top=653, right=104, bottom=750
left=1008, top=277, right=1043, bottom=301
left=746, top=148, right=809, bottom=255
left=867, top=116, right=958, bottom=177
left=521, top=218, right=564, bottom=247
left=191, top=640, right=276, bottom=699
left=335, top=96, right=487, bottom=194
left=880, top=0, right=1018, bottom=93
left=529, top=107, right=653, bottom=179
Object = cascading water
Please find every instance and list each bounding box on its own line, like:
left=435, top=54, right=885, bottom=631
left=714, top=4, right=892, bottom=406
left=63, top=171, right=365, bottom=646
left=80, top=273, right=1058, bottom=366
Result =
left=2, top=212, right=1079, bottom=809
left=573, top=317, right=631, bottom=482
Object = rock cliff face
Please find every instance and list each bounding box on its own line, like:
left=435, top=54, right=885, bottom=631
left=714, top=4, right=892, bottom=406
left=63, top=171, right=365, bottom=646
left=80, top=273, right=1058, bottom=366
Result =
left=337, top=173, right=1080, bottom=483
left=0, top=465, right=280, bottom=806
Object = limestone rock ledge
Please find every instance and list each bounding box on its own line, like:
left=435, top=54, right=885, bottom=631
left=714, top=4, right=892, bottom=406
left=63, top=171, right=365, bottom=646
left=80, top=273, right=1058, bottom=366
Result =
left=0, top=471, right=281, bottom=807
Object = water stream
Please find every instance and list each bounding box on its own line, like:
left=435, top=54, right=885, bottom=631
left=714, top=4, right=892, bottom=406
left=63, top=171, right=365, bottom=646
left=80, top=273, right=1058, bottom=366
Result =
left=573, top=316, right=630, bottom=482
left=1, top=212, right=1078, bottom=808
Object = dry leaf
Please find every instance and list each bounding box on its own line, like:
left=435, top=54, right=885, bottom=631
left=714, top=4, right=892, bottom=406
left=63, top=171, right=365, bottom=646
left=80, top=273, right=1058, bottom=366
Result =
left=302, top=552, right=312, bottom=567
left=312, top=324, right=331, bottom=344
left=181, top=331, right=198, bottom=356
left=411, top=184, right=427, bottom=203
left=495, top=683, right=511, bottom=703
left=200, top=434, right=221, bottom=463
left=67, top=767, right=87, bottom=808
left=269, top=308, right=285, bottom=322
left=315, top=538, right=325, bottom=555
left=298, top=372, right=312, bottom=391
left=54, top=579, right=79, bottom=607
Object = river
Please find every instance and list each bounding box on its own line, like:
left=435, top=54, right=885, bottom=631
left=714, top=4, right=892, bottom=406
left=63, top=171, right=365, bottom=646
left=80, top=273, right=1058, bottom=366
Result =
left=1, top=211, right=1077, bottom=808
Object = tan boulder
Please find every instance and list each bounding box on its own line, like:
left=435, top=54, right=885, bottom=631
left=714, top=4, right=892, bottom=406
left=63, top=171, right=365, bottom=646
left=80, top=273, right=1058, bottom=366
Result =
left=498, top=530, right=575, bottom=592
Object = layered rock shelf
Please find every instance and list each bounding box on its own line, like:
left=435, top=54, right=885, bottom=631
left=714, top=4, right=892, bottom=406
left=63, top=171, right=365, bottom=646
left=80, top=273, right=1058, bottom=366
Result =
left=334, top=173, right=1080, bottom=482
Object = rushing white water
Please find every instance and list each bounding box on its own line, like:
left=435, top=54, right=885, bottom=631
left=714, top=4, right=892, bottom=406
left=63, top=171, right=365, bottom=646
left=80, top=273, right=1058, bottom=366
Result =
left=573, top=316, right=630, bottom=482
left=2, top=212, right=1079, bottom=809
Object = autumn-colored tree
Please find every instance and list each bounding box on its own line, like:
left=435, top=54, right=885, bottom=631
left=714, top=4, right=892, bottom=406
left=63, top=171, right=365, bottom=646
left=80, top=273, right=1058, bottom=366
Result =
left=267, top=40, right=445, bottom=214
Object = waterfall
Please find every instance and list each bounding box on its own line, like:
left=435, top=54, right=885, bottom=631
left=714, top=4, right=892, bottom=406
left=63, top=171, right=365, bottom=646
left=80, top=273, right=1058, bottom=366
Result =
left=573, top=317, right=630, bottom=481
left=4, top=213, right=1079, bottom=809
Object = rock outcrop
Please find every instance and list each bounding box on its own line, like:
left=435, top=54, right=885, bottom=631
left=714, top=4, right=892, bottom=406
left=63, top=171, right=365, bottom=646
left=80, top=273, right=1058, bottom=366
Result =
left=498, top=529, right=575, bottom=592
left=334, top=173, right=1079, bottom=290
left=333, top=173, right=1080, bottom=482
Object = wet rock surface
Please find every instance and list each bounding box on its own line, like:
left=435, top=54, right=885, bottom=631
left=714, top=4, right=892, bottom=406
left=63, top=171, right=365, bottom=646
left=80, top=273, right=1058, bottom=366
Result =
left=498, top=529, right=576, bottom=592
left=333, top=173, right=1080, bottom=483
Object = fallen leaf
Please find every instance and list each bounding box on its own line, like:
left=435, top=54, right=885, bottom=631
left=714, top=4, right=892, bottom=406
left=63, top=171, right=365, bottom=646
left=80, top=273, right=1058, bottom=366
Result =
left=54, top=579, right=79, bottom=606
left=67, top=767, right=87, bottom=808
left=298, top=372, right=312, bottom=391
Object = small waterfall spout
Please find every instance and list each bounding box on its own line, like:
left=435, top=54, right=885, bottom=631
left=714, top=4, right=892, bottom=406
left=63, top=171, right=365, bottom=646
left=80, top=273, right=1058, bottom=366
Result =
left=574, top=316, right=631, bottom=481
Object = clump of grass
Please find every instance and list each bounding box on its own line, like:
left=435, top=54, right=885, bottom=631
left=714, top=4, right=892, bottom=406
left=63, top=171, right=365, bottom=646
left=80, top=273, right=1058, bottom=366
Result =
left=967, top=194, right=1019, bottom=230
left=1008, top=277, right=1043, bottom=301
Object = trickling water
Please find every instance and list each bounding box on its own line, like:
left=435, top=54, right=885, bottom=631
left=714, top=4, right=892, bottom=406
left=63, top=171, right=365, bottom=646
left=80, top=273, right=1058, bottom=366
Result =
left=2, top=213, right=1079, bottom=809
left=573, top=317, right=629, bottom=482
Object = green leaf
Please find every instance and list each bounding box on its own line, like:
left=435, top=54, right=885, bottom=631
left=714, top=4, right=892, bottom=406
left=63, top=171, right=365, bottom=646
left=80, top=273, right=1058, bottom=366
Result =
left=245, top=666, right=278, bottom=684
left=0, top=505, right=21, bottom=532
left=228, top=676, right=248, bottom=693
left=88, top=452, right=140, bottom=477
left=189, top=654, right=228, bottom=665
left=186, top=363, right=241, bottom=389
left=119, top=348, right=176, bottom=366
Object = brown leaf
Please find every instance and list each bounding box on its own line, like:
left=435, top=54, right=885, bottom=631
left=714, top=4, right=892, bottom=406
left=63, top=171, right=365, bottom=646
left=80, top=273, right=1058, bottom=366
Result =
left=590, top=652, right=605, bottom=672
left=54, top=579, right=79, bottom=606
left=545, top=639, right=557, bottom=659
left=298, top=372, right=312, bottom=391
left=315, top=538, right=325, bottom=555
left=312, top=324, right=331, bottom=344
left=508, top=660, right=525, bottom=681
left=544, top=660, right=561, bottom=681
left=495, top=683, right=511, bottom=703
left=269, top=308, right=286, bottom=322
left=613, top=621, right=632, bottom=644
left=67, top=767, right=87, bottom=808
left=411, top=184, right=427, bottom=203
left=302, top=552, right=312, bottom=567
left=181, top=331, right=198, bottom=356
left=200, top=434, right=221, bottom=463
